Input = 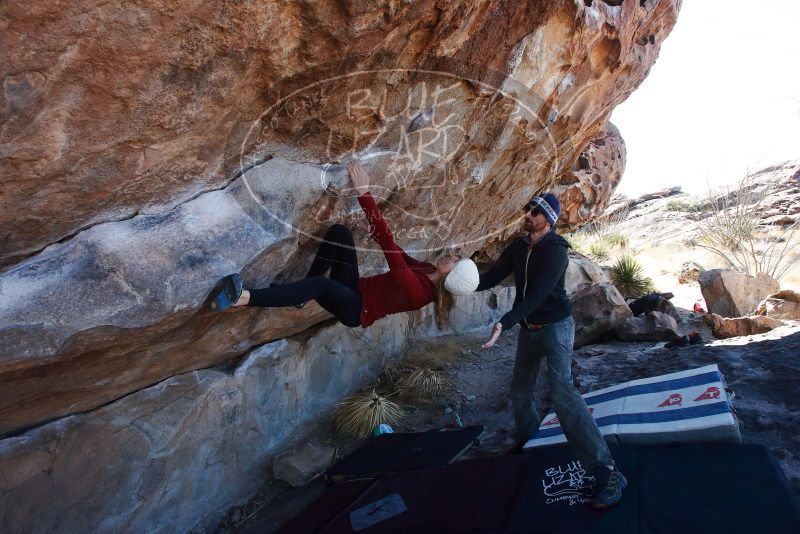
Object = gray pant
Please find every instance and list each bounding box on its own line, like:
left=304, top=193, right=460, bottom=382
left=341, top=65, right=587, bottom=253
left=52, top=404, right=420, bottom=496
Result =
left=511, top=316, right=613, bottom=472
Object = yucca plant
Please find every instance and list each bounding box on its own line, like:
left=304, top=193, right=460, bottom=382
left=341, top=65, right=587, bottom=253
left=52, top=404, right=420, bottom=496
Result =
left=397, top=368, right=443, bottom=399
left=610, top=255, right=654, bottom=298
left=333, top=390, right=405, bottom=438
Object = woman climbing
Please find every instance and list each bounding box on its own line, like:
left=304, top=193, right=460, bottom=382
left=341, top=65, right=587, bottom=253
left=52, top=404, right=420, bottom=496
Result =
left=209, top=161, right=479, bottom=329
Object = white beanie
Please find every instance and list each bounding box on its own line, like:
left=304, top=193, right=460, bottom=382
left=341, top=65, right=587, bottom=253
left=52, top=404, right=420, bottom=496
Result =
left=443, top=259, right=479, bottom=296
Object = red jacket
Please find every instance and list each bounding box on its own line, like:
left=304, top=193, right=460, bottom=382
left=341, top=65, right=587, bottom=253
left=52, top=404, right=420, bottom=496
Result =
left=356, top=192, right=437, bottom=327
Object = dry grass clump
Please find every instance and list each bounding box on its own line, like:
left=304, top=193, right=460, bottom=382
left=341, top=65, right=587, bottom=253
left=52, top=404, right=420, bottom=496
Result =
left=567, top=210, right=631, bottom=263
left=606, top=233, right=629, bottom=248
left=589, top=240, right=611, bottom=261
left=666, top=199, right=706, bottom=213
left=397, top=368, right=443, bottom=399
left=333, top=390, right=405, bottom=438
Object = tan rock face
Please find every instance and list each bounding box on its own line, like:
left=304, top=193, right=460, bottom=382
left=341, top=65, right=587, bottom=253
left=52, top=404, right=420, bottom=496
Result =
left=756, top=290, right=800, bottom=321
left=2, top=0, right=678, bottom=267
left=554, top=122, right=626, bottom=229
left=1, top=1, right=681, bottom=438
left=702, top=313, right=784, bottom=339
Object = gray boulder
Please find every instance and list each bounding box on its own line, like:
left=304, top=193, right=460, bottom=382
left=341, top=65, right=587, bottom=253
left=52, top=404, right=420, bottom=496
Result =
left=571, top=283, right=632, bottom=347
left=614, top=311, right=679, bottom=342
left=273, top=441, right=336, bottom=487
left=756, top=290, right=800, bottom=321
left=702, top=313, right=784, bottom=339
left=699, top=269, right=780, bottom=317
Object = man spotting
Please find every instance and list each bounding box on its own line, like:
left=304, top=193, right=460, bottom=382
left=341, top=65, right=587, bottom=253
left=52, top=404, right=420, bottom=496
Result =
left=478, top=193, right=626, bottom=509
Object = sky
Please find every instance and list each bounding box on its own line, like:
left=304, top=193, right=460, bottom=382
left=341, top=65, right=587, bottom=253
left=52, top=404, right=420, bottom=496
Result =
left=611, top=0, right=800, bottom=197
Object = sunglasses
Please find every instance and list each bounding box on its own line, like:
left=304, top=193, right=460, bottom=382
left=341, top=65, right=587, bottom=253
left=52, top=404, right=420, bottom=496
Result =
left=523, top=205, right=542, bottom=217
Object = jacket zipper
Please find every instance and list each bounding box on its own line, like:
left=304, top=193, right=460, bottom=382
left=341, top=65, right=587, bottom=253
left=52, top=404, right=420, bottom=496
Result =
left=522, top=243, right=532, bottom=298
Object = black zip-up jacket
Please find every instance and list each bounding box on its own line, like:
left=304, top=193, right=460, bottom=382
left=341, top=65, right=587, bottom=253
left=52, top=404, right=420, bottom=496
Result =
left=476, top=230, right=572, bottom=331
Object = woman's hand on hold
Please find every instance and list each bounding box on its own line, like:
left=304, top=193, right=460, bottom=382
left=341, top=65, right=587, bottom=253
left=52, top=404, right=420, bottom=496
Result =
left=347, top=161, right=370, bottom=196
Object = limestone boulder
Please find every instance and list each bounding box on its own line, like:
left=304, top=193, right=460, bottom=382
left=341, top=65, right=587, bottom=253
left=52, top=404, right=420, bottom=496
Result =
left=555, top=123, right=626, bottom=230
left=565, top=253, right=611, bottom=296
left=273, top=441, right=336, bottom=487
left=0, top=0, right=682, bottom=440
left=2, top=0, right=681, bottom=269
left=0, top=287, right=512, bottom=534
left=756, top=290, right=800, bottom=321
left=702, top=313, right=784, bottom=339
left=571, top=283, right=632, bottom=348
left=699, top=269, right=780, bottom=318
left=614, top=311, right=679, bottom=342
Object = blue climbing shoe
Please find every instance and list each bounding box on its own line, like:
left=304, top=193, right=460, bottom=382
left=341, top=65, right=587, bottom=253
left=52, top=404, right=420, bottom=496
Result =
left=210, top=273, right=243, bottom=311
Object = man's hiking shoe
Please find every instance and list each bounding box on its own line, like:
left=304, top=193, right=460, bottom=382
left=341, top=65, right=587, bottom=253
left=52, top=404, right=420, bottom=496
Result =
left=210, top=273, right=243, bottom=311
left=591, top=466, right=627, bottom=509
left=688, top=331, right=703, bottom=345
left=664, top=334, right=690, bottom=349
left=505, top=437, right=529, bottom=455
left=269, top=282, right=306, bottom=309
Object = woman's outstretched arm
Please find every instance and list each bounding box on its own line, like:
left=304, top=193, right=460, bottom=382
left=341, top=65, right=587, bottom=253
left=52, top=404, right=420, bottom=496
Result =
left=347, top=161, right=408, bottom=271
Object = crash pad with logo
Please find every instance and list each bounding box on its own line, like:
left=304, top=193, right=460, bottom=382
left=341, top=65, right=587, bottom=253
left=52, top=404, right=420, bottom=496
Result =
left=278, top=442, right=800, bottom=533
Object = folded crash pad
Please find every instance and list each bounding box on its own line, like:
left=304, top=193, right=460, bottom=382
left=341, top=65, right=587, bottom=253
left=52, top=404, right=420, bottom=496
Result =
left=526, top=364, right=741, bottom=450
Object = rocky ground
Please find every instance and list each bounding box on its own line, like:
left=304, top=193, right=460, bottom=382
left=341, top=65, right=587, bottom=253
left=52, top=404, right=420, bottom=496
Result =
left=223, top=318, right=800, bottom=533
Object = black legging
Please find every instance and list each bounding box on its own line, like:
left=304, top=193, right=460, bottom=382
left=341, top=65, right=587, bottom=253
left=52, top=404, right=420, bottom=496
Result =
left=247, top=224, right=363, bottom=327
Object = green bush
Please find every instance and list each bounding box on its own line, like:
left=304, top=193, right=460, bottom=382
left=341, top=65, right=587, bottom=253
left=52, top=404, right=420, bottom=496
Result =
left=564, top=233, right=588, bottom=255
left=610, top=255, right=654, bottom=298
left=665, top=200, right=705, bottom=213
left=589, top=240, right=610, bottom=261
left=606, top=233, right=629, bottom=248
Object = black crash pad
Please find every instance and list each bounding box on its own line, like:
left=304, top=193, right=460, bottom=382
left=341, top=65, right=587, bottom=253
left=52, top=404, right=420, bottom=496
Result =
left=326, top=426, right=484, bottom=480
left=281, top=442, right=800, bottom=533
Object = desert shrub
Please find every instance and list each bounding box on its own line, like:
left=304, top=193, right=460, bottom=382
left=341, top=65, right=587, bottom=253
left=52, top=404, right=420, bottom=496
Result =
left=697, top=175, right=800, bottom=280
left=589, top=240, right=610, bottom=261
left=569, top=206, right=632, bottom=260
left=610, top=255, right=654, bottom=298
left=333, top=390, right=405, bottom=438
left=606, top=233, right=629, bottom=248
left=564, top=233, right=588, bottom=254
left=397, top=368, right=443, bottom=399
left=666, top=200, right=705, bottom=213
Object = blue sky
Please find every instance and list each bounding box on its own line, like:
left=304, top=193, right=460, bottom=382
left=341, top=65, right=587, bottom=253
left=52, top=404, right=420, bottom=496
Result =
left=611, top=1, right=800, bottom=196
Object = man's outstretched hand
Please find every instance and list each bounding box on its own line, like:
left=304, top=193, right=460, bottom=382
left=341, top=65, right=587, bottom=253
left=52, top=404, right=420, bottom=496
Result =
left=482, top=322, right=503, bottom=349
left=347, top=161, right=370, bottom=196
